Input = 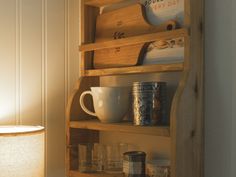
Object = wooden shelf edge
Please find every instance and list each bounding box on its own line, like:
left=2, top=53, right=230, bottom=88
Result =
left=70, top=170, right=124, bottom=177
left=83, top=63, right=184, bottom=77
left=70, top=120, right=170, bottom=137
left=85, top=0, right=126, bottom=7
left=79, top=28, right=189, bottom=52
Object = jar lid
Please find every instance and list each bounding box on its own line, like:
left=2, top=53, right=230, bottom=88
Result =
left=123, top=151, right=146, bottom=161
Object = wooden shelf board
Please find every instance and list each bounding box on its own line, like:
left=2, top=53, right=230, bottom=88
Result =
left=83, top=63, right=184, bottom=77
left=70, top=120, right=170, bottom=137
left=70, top=171, right=124, bottom=177
left=79, top=28, right=188, bottom=52
left=85, top=0, right=126, bottom=7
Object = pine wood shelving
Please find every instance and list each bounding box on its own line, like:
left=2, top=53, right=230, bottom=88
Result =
left=66, top=0, right=204, bottom=177
left=84, top=63, right=184, bottom=77
left=79, top=29, right=189, bottom=52
left=70, top=120, right=170, bottom=137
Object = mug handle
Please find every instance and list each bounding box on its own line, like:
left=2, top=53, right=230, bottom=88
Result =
left=80, top=91, right=97, bottom=117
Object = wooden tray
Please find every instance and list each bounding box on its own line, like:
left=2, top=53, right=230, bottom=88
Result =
left=93, top=3, right=177, bottom=69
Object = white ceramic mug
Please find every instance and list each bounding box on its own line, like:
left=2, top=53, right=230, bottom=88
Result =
left=80, top=87, right=130, bottom=123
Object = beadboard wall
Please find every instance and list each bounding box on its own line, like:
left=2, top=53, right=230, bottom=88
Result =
left=0, top=0, right=80, bottom=176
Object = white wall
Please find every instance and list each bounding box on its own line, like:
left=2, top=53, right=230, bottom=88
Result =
left=0, top=0, right=80, bottom=176
left=231, top=1, right=236, bottom=176
left=205, top=0, right=235, bottom=177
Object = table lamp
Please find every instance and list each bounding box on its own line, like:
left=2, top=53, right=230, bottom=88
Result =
left=0, top=126, right=45, bottom=177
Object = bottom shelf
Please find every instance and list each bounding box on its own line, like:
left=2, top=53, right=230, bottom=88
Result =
left=69, top=171, right=124, bottom=177
left=70, top=120, right=170, bottom=137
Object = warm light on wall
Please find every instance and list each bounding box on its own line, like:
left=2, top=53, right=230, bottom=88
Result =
left=0, top=126, right=45, bottom=177
left=0, top=99, right=15, bottom=120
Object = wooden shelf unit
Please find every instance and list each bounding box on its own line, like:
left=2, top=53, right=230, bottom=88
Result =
left=66, top=0, right=204, bottom=177
left=70, top=120, right=170, bottom=137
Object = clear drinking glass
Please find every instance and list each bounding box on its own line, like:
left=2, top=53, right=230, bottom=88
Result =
left=104, top=143, right=128, bottom=174
left=93, top=143, right=105, bottom=172
left=78, top=143, right=96, bottom=173
left=78, top=143, right=106, bottom=173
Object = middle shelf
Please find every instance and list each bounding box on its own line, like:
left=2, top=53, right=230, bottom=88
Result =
left=70, top=119, right=170, bottom=137
left=83, top=63, right=184, bottom=77
left=79, top=28, right=188, bottom=52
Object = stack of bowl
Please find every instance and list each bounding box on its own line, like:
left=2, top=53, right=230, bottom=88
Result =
left=132, top=82, right=168, bottom=126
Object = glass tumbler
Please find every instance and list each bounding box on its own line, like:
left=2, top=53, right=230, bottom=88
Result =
left=78, top=143, right=96, bottom=173
left=93, top=143, right=105, bottom=172
left=104, top=143, right=128, bottom=174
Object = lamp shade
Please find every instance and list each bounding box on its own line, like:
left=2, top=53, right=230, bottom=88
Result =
left=0, top=126, right=45, bottom=177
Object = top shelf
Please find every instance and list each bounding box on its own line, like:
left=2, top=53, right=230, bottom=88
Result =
left=85, top=0, right=127, bottom=7
left=79, top=28, right=189, bottom=52
left=83, top=63, right=184, bottom=77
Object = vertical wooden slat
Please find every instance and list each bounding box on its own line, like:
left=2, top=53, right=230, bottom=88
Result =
left=0, top=0, right=17, bottom=124
left=20, top=0, right=43, bottom=125
left=68, top=0, right=80, bottom=93
left=16, top=0, right=21, bottom=125
left=68, top=0, right=80, bottom=94
left=46, top=0, right=66, bottom=176
left=79, top=0, right=99, bottom=75
left=42, top=0, right=46, bottom=128
left=190, top=0, right=204, bottom=177
left=42, top=0, right=47, bottom=176
left=65, top=0, right=69, bottom=104
left=79, top=0, right=85, bottom=76
left=171, top=0, right=204, bottom=177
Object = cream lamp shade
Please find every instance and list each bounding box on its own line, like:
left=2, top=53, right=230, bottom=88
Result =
left=0, top=126, right=45, bottom=177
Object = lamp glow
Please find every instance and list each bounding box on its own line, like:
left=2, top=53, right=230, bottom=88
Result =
left=0, top=126, right=45, bottom=177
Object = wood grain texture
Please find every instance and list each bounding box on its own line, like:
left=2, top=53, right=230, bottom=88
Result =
left=68, top=0, right=81, bottom=95
left=94, top=4, right=177, bottom=69
left=95, top=4, right=176, bottom=42
left=79, top=0, right=99, bottom=75
left=85, top=0, right=126, bottom=7
left=94, top=43, right=146, bottom=69
left=70, top=120, right=170, bottom=137
left=170, top=0, right=204, bottom=177
left=79, top=28, right=188, bottom=52
left=84, top=63, right=184, bottom=77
